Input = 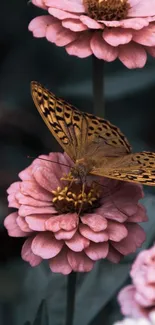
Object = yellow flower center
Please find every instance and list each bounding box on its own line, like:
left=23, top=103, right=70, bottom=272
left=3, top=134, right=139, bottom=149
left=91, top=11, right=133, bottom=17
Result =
left=83, top=0, right=130, bottom=21
left=52, top=173, right=101, bottom=215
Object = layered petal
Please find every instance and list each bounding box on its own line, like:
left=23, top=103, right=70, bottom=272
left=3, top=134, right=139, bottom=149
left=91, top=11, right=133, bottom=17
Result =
left=4, top=150, right=147, bottom=274
left=118, top=42, right=147, bottom=68
left=49, top=248, right=72, bottom=274
left=66, top=31, right=92, bottom=58
left=21, top=237, right=42, bottom=266
left=129, top=0, right=155, bottom=17
left=29, top=0, right=155, bottom=67
left=103, top=28, right=133, bottom=46
left=4, top=212, right=28, bottom=237
left=118, top=244, right=155, bottom=319
left=90, top=31, right=118, bottom=61
left=29, top=15, right=56, bottom=38
left=44, top=0, right=85, bottom=13
left=31, top=232, right=63, bottom=258
left=67, top=250, right=94, bottom=272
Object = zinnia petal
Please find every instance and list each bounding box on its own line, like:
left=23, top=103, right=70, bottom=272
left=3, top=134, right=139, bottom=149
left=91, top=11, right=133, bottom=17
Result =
left=129, top=0, right=155, bottom=17
left=20, top=180, right=52, bottom=201
left=16, top=216, right=33, bottom=233
left=19, top=205, right=56, bottom=217
left=8, top=193, right=20, bottom=209
left=21, top=237, right=42, bottom=266
left=128, top=204, right=147, bottom=222
left=45, top=213, right=78, bottom=232
left=107, top=221, right=128, bottom=242
left=54, top=228, right=77, bottom=240
left=79, top=224, right=108, bottom=242
left=112, top=224, right=146, bottom=255
left=118, top=285, right=147, bottom=318
left=85, top=242, right=109, bottom=260
left=80, top=15, right=103, bottom=29
left=62, top=19, right=88, bottom=32
left=107, top=245, right=122, bottom=263
left=67, top=250, right=94, bottom=272
left=133, top=24, right=155, bottom=46
left=44, top=0, right=85, bottom=13
left=65, top=232, right=90, bottom=252
left=46, top=22, right=77, bottom=46
left=25, top=215, right=50, bottom=231
left=118, top=42, right=147, bottom=68
left=33, top=165, right=60, bottom=192
left=66, top=31, right=92, bottom=58
left=15, top=192, right=52, bottom=207
left=7, top=182, right=21, bottom=194
left=48, top=7, right=80, bottom=20
left=31, top=0, right=47, bottom=9
left=103, top=28, right=133, bottom=46
left=90, top=31, right=118, bottom=61
left=4, top=212, right=28, bottom=237
left=31, top=233, right=63, bottom=258
left=121, top=17, right=149, bottom=29
left=81, top=213, right=108, bottom=232
left=49, top=248, right=72, bottom=274
left=28, top=16, right=56, bottom=37
left=19, top=165, right=33, bottom=181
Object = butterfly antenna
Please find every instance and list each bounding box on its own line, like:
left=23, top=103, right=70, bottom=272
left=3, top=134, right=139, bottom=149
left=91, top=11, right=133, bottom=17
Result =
left=27, top=156, right=71, bottom=168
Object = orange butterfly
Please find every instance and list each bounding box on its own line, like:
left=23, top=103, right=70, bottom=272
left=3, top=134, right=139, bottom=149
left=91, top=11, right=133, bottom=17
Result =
left=31, top=81, right=155, bottom=186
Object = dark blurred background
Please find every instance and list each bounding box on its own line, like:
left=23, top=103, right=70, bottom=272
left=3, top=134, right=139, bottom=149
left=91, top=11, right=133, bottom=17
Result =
left=1, top=1, right=155, bottom=325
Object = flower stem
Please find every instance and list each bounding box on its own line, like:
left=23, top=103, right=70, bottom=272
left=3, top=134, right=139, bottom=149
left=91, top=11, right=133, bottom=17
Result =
left=65, top=272, right=77, bottom=325
left=92, top=55, right=105, bottom=118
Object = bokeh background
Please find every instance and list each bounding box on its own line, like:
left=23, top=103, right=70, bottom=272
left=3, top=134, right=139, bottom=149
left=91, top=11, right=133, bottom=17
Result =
left=1, top=1, right=155, bottom=325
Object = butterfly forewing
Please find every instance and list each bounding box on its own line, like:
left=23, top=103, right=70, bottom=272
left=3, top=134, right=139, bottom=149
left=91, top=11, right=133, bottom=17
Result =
left=31, top=81, right=81, bottom=161
left=31, top=81, right=131, bottom=161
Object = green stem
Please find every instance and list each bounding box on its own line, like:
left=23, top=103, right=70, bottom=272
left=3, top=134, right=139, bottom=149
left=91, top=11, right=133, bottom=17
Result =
left=65, top=272, right=77, bottom=325
left=92, top=55, right=105, bottom=118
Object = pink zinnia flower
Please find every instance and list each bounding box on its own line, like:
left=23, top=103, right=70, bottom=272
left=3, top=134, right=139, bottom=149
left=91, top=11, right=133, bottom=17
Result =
left=4, top=152, right=147, bottom=274
left=29, top=0, right=155, bottom=68
left=118, top=245, right=155, bottom=319
left=114, top=311, right=155, bottom=325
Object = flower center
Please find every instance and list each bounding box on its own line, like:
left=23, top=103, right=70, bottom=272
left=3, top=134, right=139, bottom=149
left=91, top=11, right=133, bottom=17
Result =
left=83, top=0, right=130, bottom=21
left=52, top=174, right=102, bottom=215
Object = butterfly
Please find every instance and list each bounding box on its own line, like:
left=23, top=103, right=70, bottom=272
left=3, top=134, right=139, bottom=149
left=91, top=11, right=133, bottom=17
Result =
left=31, top=81, right=155, bottom=186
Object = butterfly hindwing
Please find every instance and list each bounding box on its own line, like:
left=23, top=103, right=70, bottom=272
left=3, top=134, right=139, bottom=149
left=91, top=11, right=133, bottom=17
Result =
left=91, top=151, right=155, bottom=185
left=84, top=112, right=131, bottom=157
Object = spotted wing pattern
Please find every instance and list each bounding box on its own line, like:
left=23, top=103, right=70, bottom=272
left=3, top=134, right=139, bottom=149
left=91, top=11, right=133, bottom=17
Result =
left=31, top=81, right=131, bottom=163
left=31, top=81, right=155, bottom=186
left=91, top=151, right=155, bottom=185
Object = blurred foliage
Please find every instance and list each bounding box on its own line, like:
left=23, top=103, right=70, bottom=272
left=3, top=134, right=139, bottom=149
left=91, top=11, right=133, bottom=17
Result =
left=24, top=300, right=49, bottom=325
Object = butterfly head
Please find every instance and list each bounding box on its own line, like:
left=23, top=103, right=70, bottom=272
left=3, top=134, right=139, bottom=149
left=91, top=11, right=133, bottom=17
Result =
left=70, top=159, right=94, bottom=182
left=70, top=164, right=87, bottom=182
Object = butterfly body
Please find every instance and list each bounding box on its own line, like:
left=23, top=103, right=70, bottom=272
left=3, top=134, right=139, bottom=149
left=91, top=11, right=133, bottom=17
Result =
left=70, top=158, right=95, bottom=181
left=31, top=81, right=155, bottom=186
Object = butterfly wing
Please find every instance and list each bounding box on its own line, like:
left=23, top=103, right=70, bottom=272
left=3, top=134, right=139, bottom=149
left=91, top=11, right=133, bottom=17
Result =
left=31, top=81, right=89, bottom=162
left=81, top=112, right=131, bottom=158
left=91, top=151, right=155, bottom=185
left=31, top=81, right=131, bottom=163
